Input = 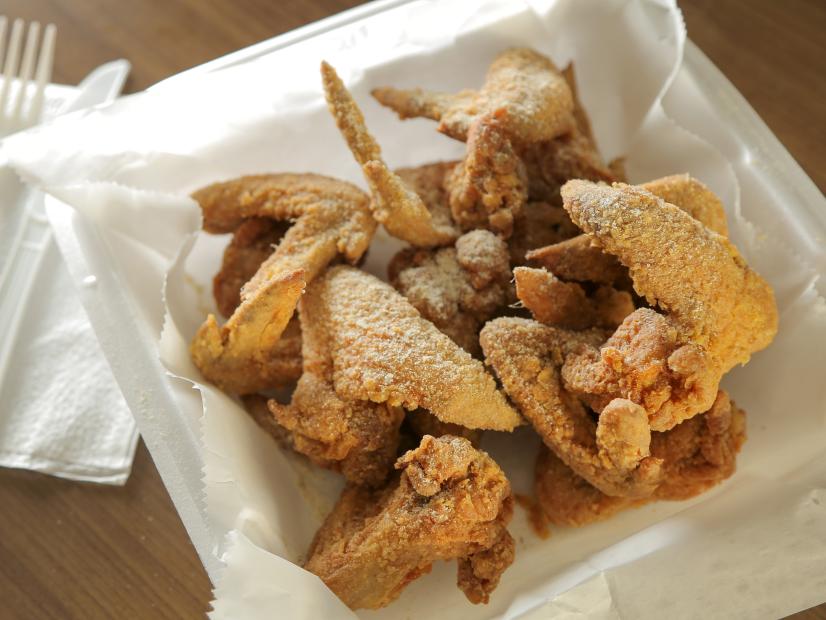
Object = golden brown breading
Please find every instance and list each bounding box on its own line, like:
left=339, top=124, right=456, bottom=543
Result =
left=508, top=201, right=580, bottom=266
left=514, top=266, right=633, bottom=330
left=653, top=390, right=746, bottom=500
left=389, top=230, right=511, bottom=354
left=321, top=61, right=459, bottom=247
left=561, top=180, right=777, bottom=430
left=372, top=48, right=574, bottom=144
left=212, top=218, right=302, bottom=386
left=269, top=377, right=403, bottom=487
left=307, top=266, right=522, bottom=431
left=445, top=114, right=528, bottom=236
left=394, top=161, right=459, bottom=240
left=561, top=308, right=720, bottom=433
left=526, top=234, right=626, bottom=285
left=519, top=63, right=618, bottom=204
left=561, top=63, right=597, bottom=146
left=304, top=435, right=514, bottom=609
left=534, top=445, right=641, bottom=527
left=525, top=174, right=730, bottom=285
left=642, top=173, right=728, bottom=236
left=520, top=132, right=618, bottom=204
left=373, top=49, right=575, bottom=235
left=189, top=173, right=376, bottom=394
left=533, top=390, right=746, bottom=527
left=268, top=277, right=404, bottom=487
left=480, top=317, right=663, bottom=498
left=213, top=217, right=288, bottom=318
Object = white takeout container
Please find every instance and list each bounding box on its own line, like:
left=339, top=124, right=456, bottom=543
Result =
left=4, top=0, right=825, bottom=617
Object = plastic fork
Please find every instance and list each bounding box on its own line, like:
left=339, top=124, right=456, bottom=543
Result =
left=0, top=17, right=128, bottom=396
left=0, top=17, right=56, bottom=136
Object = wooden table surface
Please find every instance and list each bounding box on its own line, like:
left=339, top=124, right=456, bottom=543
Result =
left=1, top=1, right=823, bottom=618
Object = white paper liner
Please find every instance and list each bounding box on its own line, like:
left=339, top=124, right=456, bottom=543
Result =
left=2, top=0, right=825, bottom=618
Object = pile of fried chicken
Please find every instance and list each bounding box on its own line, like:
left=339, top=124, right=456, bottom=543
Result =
left=187, top=48, right=778, bottom=610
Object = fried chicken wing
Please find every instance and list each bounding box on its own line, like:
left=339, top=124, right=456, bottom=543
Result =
left=514, top=266, right=633, bottom=330
left=480, top=317, right=662, bottom=497
left=269, top=376, right=403, bottom=487
left=527, top=174, right=730, bottom=285
left=533, top=390, right=746, bottom=527
left=307, top=266, right=522, bottom=431
left=534, top=445, right=640, bottom=527
left=304, top=435, right=514, bottom=609
left=374, top=48, right=575, bottom=235
left=561, top=180, right=777, bottom=430
left=520, top=63, right=619, bottom=204
left=561, top=308, right=720, bottom=432
left=445, top=114, right=528, bottom=236
left=389, top=230, right=511, bottom=354
left=213, top=217, right=288, bottom=317
left=643, top=173, right=728, bottom=237
left=653, top=390, right=746, bottom=500
left=372, top=48, right=574, bottom=144
left=321, top=61, right=459, bottom=247
left=211, top=218, right=302, bottom=385
left=267, top=275, right=404, bottom=486
left=189, top=173, right=376, bottom=394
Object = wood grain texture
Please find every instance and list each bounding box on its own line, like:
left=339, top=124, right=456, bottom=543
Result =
left=0, top=1, right=823, bottom=619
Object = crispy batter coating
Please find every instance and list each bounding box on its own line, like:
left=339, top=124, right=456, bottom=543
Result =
left=269, top=378, right=403, bottom=487
left=533, top=390, right=746, bottom=527
left=653, top=390, right=746, bottom=500
left=561, top=180, right=777, bottom=430
left=307, top=266, right=522, bottom=431
left=389, top=230, right=511, bottom=354
left=394, top=161, right=459, bottom=240
left=304, top=435, right=514, bottom=609
left=445, top=114, right=528, bottom=236
left=534, top=446, right=641, bottom=527
left=480, top=317, right=663, bottom=498
left=508, top=201, right=580, bottom=266
left=321, top=61, right=459, bottom=247
left=520, top=132, right=618, bottom=204
left=561, top=308, right=720, bottom=433
left=373, top=49, right=575, bottom=235
left=514, top=266, right=633, bottom=330
left=519, top=63, right=618, bottom=204
left=372, top=48, right=574, bottom=144
left=405, top=409, right=483, bottom=447
left=526, top=174, right=731, bottom=284
left=213, top=217, right=288, bottom=318
left=643, top=173, right=728, bottom=236
left=190, top=268, right=306, bottom=395
left=527, top=234, right=626, bottom=285
left=268, top=276, right=404, bottom=486
left=190, top=173, right=376, bottom=394
left=212, top=218, right=302, bottom=386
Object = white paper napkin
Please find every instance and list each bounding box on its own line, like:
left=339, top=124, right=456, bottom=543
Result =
left=0, top=87, right=137, bottom=486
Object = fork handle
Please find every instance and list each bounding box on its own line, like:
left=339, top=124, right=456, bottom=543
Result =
left=0, top=188, right=51, bottom=387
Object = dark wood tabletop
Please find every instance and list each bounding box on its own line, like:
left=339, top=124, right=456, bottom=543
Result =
left=1, top=1, right=823, bottom=618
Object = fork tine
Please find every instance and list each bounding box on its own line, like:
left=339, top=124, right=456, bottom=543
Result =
left=0, top=18, right=24, bottom=120
left=0, top=17, right=8, bottom=71
left=24, top=23, right=54, bottom=127
left=10, top=21, right=39, bottom=130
